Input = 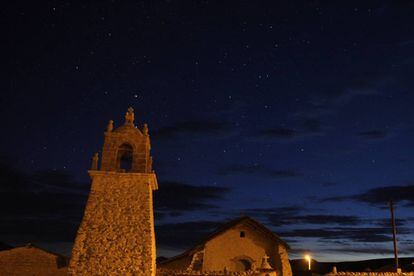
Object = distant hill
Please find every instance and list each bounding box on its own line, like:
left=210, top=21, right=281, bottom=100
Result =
left=291, top=257, right=414, bottom=275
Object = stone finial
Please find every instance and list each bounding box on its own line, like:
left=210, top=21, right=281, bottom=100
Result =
left=148, top=156, right=153, bottom=172
left=125, top=107, right=135, bottom=125
left=143, top=123, right=149, bottom=135
left=260, top=254, right=273, bottom=270
left=91, top=152, right=99, bottom=170
left=107, top=120, right=114, bottom=132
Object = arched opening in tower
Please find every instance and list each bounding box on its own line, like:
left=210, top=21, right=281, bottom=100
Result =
left=117, top=143, right=133, bottom=172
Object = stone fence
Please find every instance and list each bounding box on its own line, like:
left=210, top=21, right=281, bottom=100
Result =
left=157, top=268, right=275, bottom=275
left=158, top=268, right=414, bottom=276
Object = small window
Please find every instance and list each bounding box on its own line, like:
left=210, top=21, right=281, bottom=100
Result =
left=240, top=231, right=245, bottom=238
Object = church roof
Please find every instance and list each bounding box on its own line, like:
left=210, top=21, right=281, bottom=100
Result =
left=0, top=243, right=68, bottom=259
left=199, top=216, right=289, bottom=249
left=159, top=216, right=289, bottom=266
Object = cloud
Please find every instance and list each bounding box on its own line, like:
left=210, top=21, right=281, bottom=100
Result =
left=156, top=216, right=413, bottom=252
left=0, top=161, right=89, bottom=243
left=156, top=220, right=223, bottom=250
left=321, top=181, right=337, bottom=187
left=152, top=120, right=233, bottom=140
left=155, top=215, right=414, bottom=254
left=302, top=119, right=322, bottom=133
left=244, top=207, right=371, bottom=227
left=324, top=184, right=414, bottom=207
left=324, top=246, right=395, bottom=255
left=0, top=217, right=80, bottom=243
left=243, top=206, right=306, bottom=227
left=266, top=213, right=362, bottom=227
left=256, top=118, right=326, bottom=141
left=373, top=218, right=406, bottom=227
left=300, top=72, right=393, bottom=121
left=154, top=181, right=230, bottom=218
left=324, top=244, right=414, bottom=256
left=283, top=215, right=362, bottom=226
left=217, top=164, right=300, bottom=179
left=243, top=206, right=304, bottom=225
left=279, top=226, right=411, bottom=243
left=258, top=127, right=297, bottom=139
left=332, top=88, right=380, bottom=106
left=356, top=130, right=388, bottom=139
left=312, top=69, right=389, bottom=106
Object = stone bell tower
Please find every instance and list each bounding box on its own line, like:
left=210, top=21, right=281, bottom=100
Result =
left=69, top=107, right=158, bottom=275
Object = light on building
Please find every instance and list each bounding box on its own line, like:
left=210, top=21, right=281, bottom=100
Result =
left=304, top=254, right=311, bottom=271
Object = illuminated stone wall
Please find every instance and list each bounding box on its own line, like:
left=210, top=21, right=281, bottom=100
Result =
left=69, top=171, right=157, bottom=275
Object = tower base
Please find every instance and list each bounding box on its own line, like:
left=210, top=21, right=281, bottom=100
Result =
left=69, top=171, right=158, bottom=275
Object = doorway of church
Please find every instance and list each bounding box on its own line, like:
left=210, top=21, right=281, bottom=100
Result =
left=234, top=259, right=252, bottom=271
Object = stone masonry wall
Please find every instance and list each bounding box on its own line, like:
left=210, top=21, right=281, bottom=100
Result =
left=69, top=171, right=157, bottom=275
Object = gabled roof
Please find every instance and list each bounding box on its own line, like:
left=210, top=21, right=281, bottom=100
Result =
left=160, top=216, right=290, bottom=266
left=199, top=216, right=289, bottom=250
left=0, top=243, right=68, bottom=260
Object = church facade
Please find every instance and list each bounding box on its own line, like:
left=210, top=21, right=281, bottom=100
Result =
left=69, top=108, right=158, bottom=275
left=158, top=216, right=292, bottom=276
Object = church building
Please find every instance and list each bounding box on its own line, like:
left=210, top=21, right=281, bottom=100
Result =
left=158, top=216, right=292, bottom=276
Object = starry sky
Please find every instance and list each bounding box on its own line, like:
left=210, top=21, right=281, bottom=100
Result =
left=2, top=1, right=414, bottom=262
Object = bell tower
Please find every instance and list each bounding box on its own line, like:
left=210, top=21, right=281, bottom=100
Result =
left=69, top=107, right=158, bottom=275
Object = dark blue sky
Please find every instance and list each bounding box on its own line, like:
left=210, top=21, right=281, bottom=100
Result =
left=2, top=1, right=414, bottom=261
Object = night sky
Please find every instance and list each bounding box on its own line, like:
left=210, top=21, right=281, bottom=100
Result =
left=2, top=1, right=414, bottom=262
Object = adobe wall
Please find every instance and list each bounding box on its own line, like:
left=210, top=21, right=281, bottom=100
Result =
left=69, top=171, right=157, bottom=275
left=0, top=246, right=67, bottom=276
left=203, top=224, right=291, bottom=274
